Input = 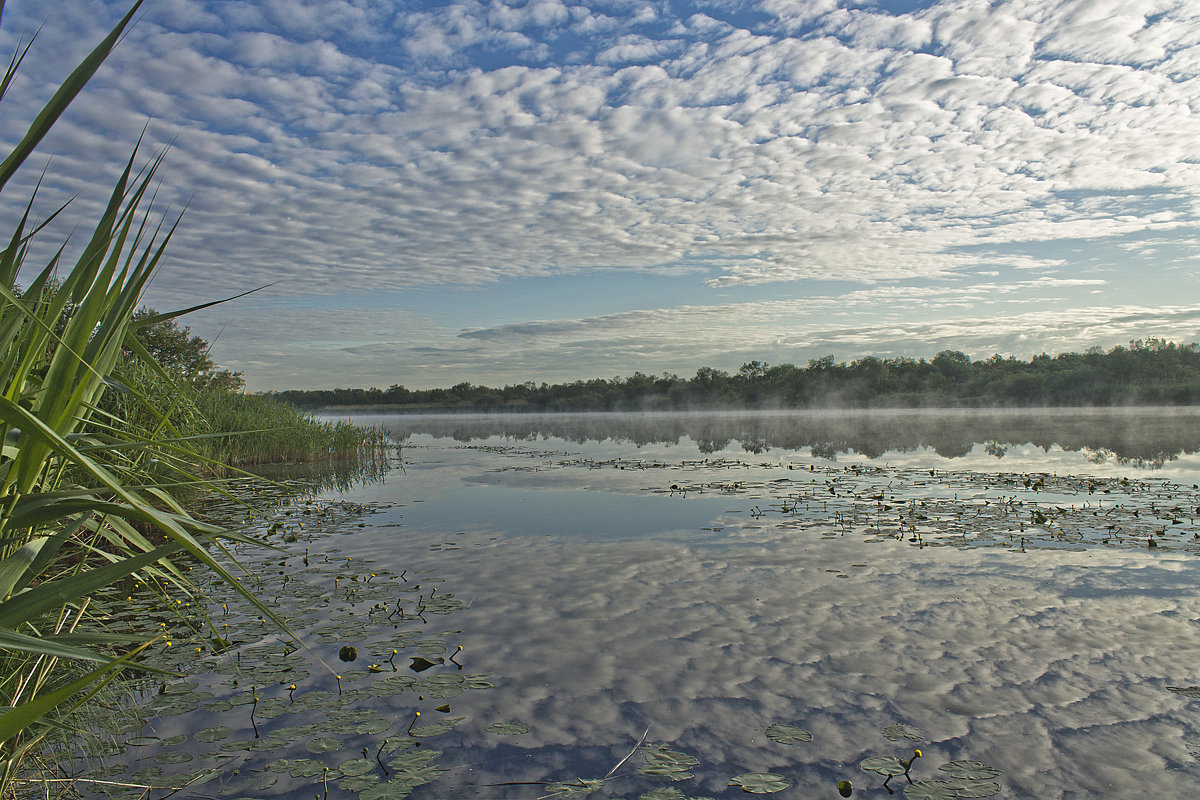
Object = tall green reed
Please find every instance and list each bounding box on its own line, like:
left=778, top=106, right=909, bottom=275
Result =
left=0, top=2, right=303, bottom=789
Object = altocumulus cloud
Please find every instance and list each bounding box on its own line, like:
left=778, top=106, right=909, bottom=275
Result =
left=1, top=0, right=1199, bottom=388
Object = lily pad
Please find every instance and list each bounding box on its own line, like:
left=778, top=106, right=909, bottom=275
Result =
left=194, top=726, right=233, bottom=743
left=409, top=716, right=465, bottom=738
left=938, top=761, right=1001, bottom=780
left=639, top=789, right=686, bottom=800
left=359, top=780, right=420, bottom=800
left=338, top=759, right=377, bottom=778
left=124, top=736, right=161, bottom=747
left=904, top=780, right=957, bottom=800
left=356, top=719, right=391, bottom=735
left=764, top=723, right=811, bottom=745
left=640, top=743, right=699, bottom=780
left=882, top=723, right=925, bottom=741
left=154, top=752, right=194, bottom=765
left=729, top=773, right=790, bottom=793
left=946, top=780, right=1001, bottom=798
left=486, top=722, right=529, bottom=735
left=861, top=756, right=908, bottom=776
left=307, top=736, right=343, bottom=754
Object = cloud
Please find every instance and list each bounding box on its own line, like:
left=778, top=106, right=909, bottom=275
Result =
left=3, top=0, right=1200, bottom=387
left=4, top=0, right=1200, bottom=300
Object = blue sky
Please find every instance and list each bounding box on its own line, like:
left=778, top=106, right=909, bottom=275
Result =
left=3, top=0, right=1200, bottom=390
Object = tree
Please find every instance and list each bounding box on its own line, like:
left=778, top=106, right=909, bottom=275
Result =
left=131, top=308, right=245, bottom=391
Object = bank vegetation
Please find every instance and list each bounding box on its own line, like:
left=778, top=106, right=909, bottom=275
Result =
left=271, top=339, right=1200, bottom=412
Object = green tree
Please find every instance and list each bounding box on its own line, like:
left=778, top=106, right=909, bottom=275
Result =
left=130, top=307, right=244, bottom=391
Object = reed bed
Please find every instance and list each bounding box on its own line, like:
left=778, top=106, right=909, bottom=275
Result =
left=192, top=389, right=390, bottom=467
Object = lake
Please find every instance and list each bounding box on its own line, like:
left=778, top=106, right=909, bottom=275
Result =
left=74, top=409, right=1200, bottom=800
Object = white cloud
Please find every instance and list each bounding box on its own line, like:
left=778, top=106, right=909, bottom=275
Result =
left=4, top=0, right=1200, bottom=386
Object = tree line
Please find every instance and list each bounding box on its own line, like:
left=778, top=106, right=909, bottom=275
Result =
left=266, top=338, right=1200, bottom=411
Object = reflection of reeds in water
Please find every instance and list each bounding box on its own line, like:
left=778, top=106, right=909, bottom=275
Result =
left=250, top=446, right=395, bottom=494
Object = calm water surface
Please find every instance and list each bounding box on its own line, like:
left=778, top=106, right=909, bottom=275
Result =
left=86, top=410, right=1200, bottom=800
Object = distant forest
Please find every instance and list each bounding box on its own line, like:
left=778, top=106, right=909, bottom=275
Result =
left=267, top=338, right=1200, bottom=411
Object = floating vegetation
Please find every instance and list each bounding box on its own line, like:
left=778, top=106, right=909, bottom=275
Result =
left=861, top=755, right=913, bottom=778
left=729, top=772, right=791, bottom=793
left=882, top=723, right=925, bottom=742
left=56, top=492, right=479, bottom=800
left=862, top=747, right=1002, bottom=799
left=485, top=722, right=530, bottom=735
left=763, top=723, right=812, bottom=744
left=639, top=743, right=700, bottom=780
left=904, top=781, right=958, bottom=800
left=543, top=777, right=606, bottom=797
left=637, top=788, right=716, bottom=800
left=938, top=761, right=1002, bottom=780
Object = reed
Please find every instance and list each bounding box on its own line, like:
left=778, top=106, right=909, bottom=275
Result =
left=191, top=389, right=389, bottom=467
left=0, top=3, right=300, bottom=791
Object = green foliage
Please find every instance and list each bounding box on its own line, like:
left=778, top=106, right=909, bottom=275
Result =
left=270, top=339, right=1200, bottom=412
left=0, top=3, right=313, bottom=790
left=129, top=306, right=244, bottom=391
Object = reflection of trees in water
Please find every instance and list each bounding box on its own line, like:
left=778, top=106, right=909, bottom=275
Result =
left=377, top=409, right=1200, bottom=468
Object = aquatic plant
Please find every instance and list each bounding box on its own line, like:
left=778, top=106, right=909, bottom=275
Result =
left=0, top=2, right=299, bottom=789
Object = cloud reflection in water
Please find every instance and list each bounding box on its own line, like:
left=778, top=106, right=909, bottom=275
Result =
left=336, top=433, right=1200, bottom=799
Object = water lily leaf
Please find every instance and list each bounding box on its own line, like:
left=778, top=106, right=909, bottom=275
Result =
left=288, top=759, right=329, bottom=778
left=947, top=779, right=1001, bottom=798
left=1167, top=686, right=1200, bottom=698
left=938, top=761, right=1001, bottom=780
left=340, top=774, right=381, bottom=792
left=639, top=789, right=685, bottom=800
left=359, top=780, right=419, bottom=800
left=764, top=723, right=811, bottom=745
left=882, top=723, right=924, bottom=741
left=124, top=736, right=160, bottom=747
left=306, top=736, right=342, bottom=754
left=154, top=751, right=194, bottom=765
left=129, top=767, right=163, bottom=782
left=860, top=756, right=907, bottom=776
left=387, top=749, right=442, bottom=772
left=729, top=773, right=790, bottom=793
left=194, top=726, right=233, bottom=743
left=486, top=722, right=529, bottom=735
left=904, top=780, right=957, bottom=800
left=640, top=743, right=699, bottom=781
left=409, top=716, right=465, bottom=738
left=339, top=759, right=377, bottom=777
left=409, top=656, right=441, bottom=672
left=356, top=719, right=391, bottom=735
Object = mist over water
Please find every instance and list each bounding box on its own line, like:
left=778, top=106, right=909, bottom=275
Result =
left=342, top=407, right=1200, bottom=481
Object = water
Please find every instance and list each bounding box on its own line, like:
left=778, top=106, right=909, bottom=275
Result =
left=75, top=409, right=1200, bottom=800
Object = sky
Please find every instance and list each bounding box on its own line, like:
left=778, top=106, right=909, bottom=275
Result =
left=2, top=0, right=1200, bottom=391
